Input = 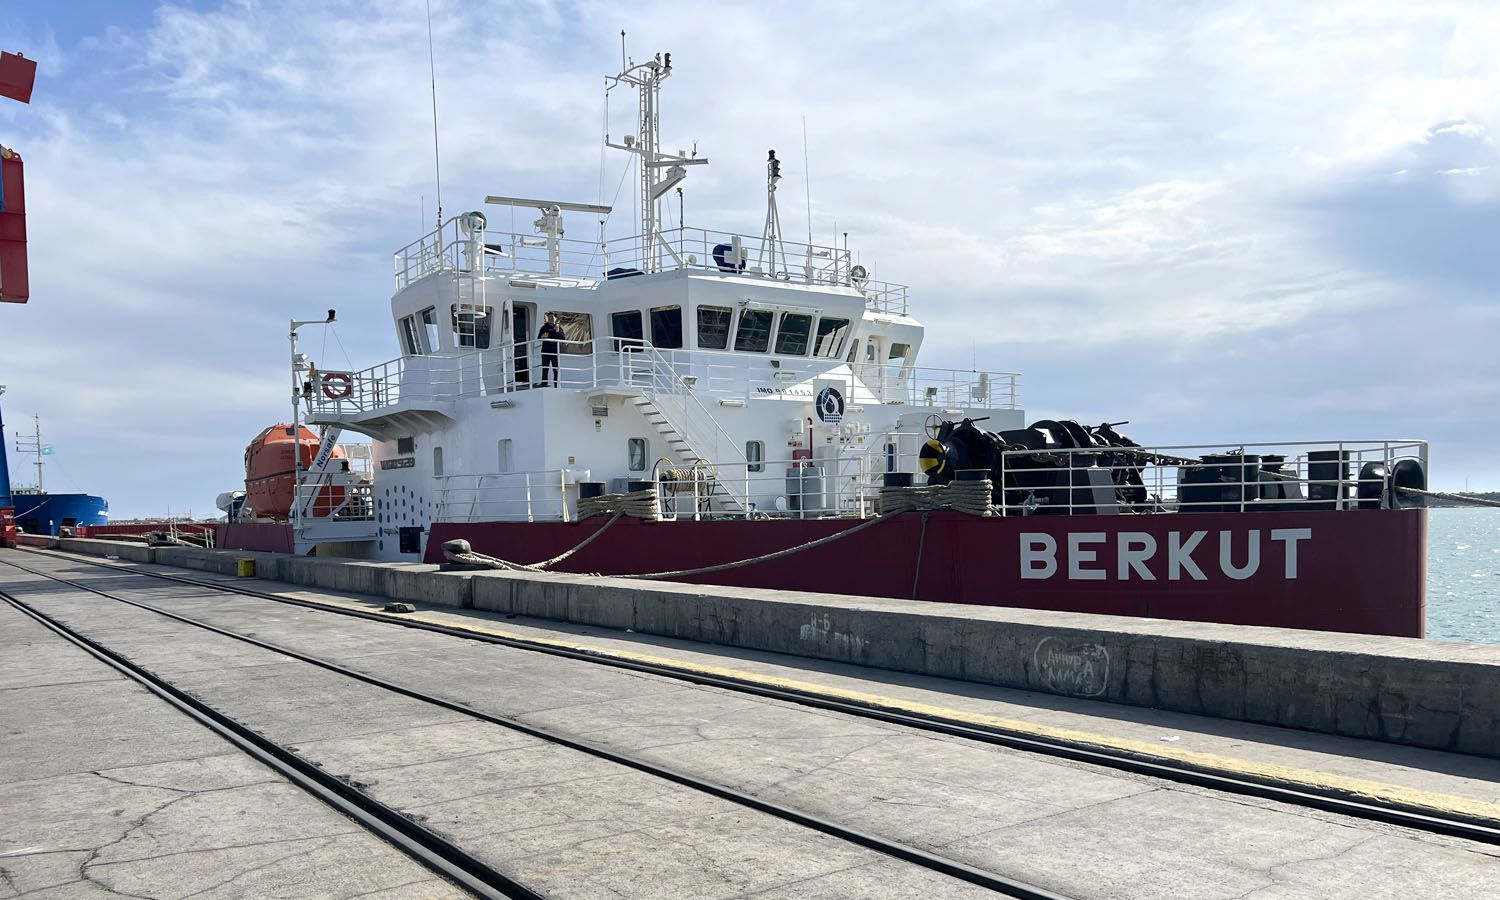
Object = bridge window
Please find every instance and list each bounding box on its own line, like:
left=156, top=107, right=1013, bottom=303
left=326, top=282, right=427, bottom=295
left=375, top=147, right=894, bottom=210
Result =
left=814, top=317, right=851, bottom=359
left=611, top=310, right=643, bottom=350
left=697, top=305, right=732, bottom=350
left=746, top=440, right=764, bottom=473
left=887, top=342, right=911, bottom=380
left=773, top=313, right=813, bottom=356
left=399, top=315, right=422, bottom=356
left=628, top=438, right=648, bottom=472
left=650, top=305, right=683, bottom=349
left=451, top=305, right=492, bottom=349
left=734, top=309, right=774, bottom=353
left=420, top=308, right=440, bottom=353
left=555, top=312, right=593, bottom=354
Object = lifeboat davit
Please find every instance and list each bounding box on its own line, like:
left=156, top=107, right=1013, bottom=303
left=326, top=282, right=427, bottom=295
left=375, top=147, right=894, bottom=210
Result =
left=243, top=424, right=347, bottom=520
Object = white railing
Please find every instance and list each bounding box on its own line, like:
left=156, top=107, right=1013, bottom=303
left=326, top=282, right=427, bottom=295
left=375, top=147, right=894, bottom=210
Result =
left=432, top=447, right=900, bottom=524
left=392, top=217, right=910, bottom=314
left=995, top=439, right=1428, bottom=515
left=307, top=341, right=1020, bottom=419
left=427, top=436, right=1427, bottom=525
left=292, top=476, right=374, bottom=522
left=435, top=470, right=574, bottom=523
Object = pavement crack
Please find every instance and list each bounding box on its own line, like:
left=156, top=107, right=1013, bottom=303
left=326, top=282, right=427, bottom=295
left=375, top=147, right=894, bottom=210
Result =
left=755, top=734, right=902, bottom=792
left=401, top=771, right=624, bottom=812
left=175, top=836, right=336, bottom=898
left=75, top=791, right=198, bottom=898
left=732, top=859, right=881, bottom=898
left=343, top=878, right=436, bottom=898
left=939, top=787, right=1160, bottom=846
left=0, top=677, right=123, bottom=692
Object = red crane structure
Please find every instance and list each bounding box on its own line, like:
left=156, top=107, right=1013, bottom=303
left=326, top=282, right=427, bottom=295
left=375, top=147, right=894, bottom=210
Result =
left=1, top=50, right=37, bottom=304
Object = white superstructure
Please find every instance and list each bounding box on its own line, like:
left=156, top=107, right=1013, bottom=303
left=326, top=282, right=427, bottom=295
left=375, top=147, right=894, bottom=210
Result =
left=298, top=52, right=1023, bottom=559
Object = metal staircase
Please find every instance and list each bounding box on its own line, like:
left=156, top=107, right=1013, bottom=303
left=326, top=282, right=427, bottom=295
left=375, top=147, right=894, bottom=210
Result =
left=622, top=347, right=751, bottom=515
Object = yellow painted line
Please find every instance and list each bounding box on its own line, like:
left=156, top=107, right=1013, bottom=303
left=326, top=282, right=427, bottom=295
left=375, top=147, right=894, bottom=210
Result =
left=254, top=587, right=1500, bottom=825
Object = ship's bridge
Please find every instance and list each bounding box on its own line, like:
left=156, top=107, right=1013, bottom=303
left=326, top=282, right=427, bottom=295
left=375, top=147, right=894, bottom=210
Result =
left=392, top=211, right=910, bottom=315
left=306, top=214, right=1020, bottom=444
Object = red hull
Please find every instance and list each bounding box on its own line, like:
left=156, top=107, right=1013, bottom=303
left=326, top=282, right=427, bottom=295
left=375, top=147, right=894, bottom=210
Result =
left=424, top=509, right=1427, bottom=637
left=219, top=509, right=1428, bottom=637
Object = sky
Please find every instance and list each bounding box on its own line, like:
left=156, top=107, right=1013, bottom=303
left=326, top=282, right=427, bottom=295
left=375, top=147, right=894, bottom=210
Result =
left=1, top=0, right=1498, bottom=517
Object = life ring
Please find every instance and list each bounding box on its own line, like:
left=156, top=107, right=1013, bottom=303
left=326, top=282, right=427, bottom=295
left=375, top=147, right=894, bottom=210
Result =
left=321, top=372, right=353, bottom=400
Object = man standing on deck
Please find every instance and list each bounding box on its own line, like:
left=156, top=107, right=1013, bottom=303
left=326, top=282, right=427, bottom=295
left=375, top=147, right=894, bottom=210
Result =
left=537, top=311, right=564, bottom=387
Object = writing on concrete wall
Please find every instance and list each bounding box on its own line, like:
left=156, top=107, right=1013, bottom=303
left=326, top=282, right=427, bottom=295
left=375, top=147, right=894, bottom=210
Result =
left=1020, top=528, right=1312, bottom=582
left=799, top=613, right=867, bottom=658
left=1032, top=636, right=1109, bottom=696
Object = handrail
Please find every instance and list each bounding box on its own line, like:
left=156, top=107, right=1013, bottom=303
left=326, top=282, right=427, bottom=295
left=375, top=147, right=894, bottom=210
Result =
left=994, top=439, right=1428, bottom=516
left=391, top=216, right=912, bottom=314
left=306, top=339, right=1021, bottom=419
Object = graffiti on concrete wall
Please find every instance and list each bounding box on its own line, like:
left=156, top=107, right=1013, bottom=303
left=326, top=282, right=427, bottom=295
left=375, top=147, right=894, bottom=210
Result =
left=1032, top=636, right=1109, bottom=697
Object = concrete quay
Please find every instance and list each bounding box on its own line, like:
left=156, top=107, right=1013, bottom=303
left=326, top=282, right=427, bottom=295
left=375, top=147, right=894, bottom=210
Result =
left=0, top=589, right=466, bottom=899
left=3, top=547, right=1499, bottom=900
left=32, top=534, right=1500, bottom=758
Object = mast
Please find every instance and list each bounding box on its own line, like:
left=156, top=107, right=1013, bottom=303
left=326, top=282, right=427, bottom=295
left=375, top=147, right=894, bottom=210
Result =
left=10, top=411, right=44, bottom=491
left=0, top=385, right=11, bottom=508
left=31, top=414, right=41, bottom=491
left=606, top=52, right=705, bottom=273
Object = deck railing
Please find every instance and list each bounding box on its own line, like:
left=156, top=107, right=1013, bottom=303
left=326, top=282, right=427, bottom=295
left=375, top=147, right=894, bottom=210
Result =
left=994, top=439, right=1429, bottom=516
left=429, top=436, right=1427, bottom=524
left=306, top=341, right=1020, bottom=418
left=393, top=217, right=910, bottom=314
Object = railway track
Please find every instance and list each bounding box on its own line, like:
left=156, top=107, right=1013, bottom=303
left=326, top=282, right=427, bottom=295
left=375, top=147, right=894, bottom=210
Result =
left=10, top=545, right=1500, bottom=849
left=0, top=554, right=1071, bottom=900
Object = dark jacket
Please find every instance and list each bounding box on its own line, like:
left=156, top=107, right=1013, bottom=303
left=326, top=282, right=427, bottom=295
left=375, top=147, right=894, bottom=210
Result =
left=538, top=322, right=565, bottom=355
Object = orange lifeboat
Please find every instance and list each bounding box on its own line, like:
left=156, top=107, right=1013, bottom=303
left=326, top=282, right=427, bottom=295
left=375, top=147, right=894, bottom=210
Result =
left=243, top=424, right=347, bottom=520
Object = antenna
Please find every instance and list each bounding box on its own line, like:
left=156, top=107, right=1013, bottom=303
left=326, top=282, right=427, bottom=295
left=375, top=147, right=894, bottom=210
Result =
left=802, top=116, right=813, bottom=249
left=425, top=0, right=443, bottom=231
left=760, top=150, right=786, bottom=275
left=604, top=49, right=704, bottom=273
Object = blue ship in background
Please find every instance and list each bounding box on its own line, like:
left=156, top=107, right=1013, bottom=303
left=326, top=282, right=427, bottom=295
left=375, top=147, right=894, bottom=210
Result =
left=0, top=389, right=109, bottom=535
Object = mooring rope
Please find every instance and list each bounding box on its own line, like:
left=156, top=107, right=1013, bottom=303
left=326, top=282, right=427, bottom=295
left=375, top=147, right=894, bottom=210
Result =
left=620, top=512, right=901, bottom=579
left=1396, top=487, right=1500, bottom=508
left=444, top=480, right=1003, bottom=581
left=443, top=510, right=626, bottom=572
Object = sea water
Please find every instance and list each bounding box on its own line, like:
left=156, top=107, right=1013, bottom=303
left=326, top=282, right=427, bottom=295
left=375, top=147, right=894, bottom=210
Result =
left=1427, top=509, right=1500, bottom=644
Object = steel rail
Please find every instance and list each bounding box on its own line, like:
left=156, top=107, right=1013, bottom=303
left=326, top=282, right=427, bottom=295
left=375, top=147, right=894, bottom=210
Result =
left=14, top=547, right=1500, bottom=847
left=0, top=584, right=536, bottom=900
left=0, top=556, right=1072, bottom=900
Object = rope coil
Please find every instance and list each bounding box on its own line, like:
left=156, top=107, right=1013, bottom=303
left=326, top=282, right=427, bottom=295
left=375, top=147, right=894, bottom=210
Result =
left=578, top=488, right=662, bottom=520
left=877, top=480, right=994, bottom=517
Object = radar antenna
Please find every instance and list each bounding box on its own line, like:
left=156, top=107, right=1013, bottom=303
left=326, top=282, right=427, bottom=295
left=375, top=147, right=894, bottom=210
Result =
left=760, top=150, right=788, bottom=277
left=605, top=52, right=707, bottom=273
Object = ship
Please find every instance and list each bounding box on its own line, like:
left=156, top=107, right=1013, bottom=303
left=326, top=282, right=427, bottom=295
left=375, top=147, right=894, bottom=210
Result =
left=0, top=397, right=109, bottom=537
left=217, top=52, right=1430, bottom=638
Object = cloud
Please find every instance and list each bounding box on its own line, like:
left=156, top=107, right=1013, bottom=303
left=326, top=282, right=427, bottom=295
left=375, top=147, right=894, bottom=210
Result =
left=1296, top=120, right=1500, bottom=290
left=3, top=0, right=1500, bottom=518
